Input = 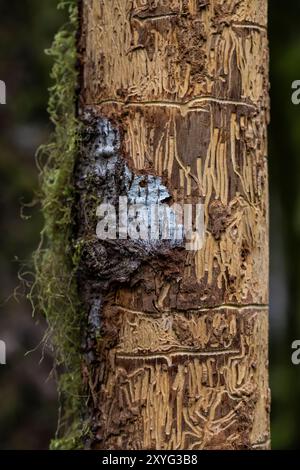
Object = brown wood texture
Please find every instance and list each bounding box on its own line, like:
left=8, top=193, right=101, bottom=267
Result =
left=77, top=0, right=270, bottom=450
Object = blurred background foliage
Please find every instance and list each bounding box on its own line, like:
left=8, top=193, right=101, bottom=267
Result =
left=0, top=0, right=300, bottom=449
left=269, top=1, right=300, bottom=449
left=0, top=0, right=68, bottom=449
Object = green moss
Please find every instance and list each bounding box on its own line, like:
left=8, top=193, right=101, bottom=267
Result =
left=30, top=0, right=88, bottom=449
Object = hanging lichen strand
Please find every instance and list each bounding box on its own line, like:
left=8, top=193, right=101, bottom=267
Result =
left=76, top=0, right=270, bottom=449
left=32, top=0, right=88, bottom=449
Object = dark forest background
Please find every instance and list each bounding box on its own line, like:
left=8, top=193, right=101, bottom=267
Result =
left=0, top=0, right=300, bottom=449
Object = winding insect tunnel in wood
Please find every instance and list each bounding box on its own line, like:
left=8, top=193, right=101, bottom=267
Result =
left=76, top=0, right=270, bottom=450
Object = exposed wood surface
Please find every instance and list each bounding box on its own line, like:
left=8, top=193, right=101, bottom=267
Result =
left=77, top=0, right=270, bottom=450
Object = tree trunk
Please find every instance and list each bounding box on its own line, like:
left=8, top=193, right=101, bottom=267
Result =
left=76, top=0, right=270, bottom=450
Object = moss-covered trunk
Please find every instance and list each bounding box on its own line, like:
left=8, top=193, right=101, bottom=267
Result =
left=39, top=0, right=270, bottom=450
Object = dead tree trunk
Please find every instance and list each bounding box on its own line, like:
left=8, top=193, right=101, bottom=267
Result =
left=76, top=0, right=270, bottom=450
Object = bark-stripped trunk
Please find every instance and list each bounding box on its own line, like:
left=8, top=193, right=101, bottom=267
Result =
left=76, top=0, right=270, bottom=450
